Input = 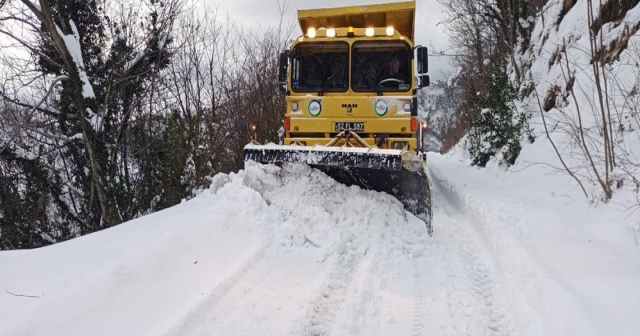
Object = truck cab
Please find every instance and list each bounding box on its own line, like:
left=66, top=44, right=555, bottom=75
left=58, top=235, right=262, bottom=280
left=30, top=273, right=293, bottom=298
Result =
left=278, top=1, right=429, bottom=151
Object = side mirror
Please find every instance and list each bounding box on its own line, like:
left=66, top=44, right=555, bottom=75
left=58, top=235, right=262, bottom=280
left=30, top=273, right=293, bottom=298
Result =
left=417, top=46, right=428, bottom=74
left=419, top=74, right=430, bottom=88
left=278, top=51, right=289, bottom=93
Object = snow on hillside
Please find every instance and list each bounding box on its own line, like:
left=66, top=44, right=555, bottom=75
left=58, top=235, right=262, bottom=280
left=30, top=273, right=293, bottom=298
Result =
left=514, top=0, right=640, bottom=202
left=2, top=158, right=639, bottom=336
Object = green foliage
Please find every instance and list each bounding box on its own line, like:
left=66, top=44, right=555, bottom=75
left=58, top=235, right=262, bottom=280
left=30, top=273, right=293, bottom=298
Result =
left=128, top=112, right=200, bottom=217
left=468, top=59, right=532, bottom=167
left=0, top=148, right=76, bottom=249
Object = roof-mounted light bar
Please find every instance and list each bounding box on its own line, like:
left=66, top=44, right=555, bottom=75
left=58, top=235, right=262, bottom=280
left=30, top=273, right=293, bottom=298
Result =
left=302, top=27, right=400, bottom=39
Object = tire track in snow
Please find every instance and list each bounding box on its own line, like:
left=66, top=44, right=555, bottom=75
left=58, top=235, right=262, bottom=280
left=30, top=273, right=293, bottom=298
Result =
left=431, top=160, right=609, bottom=336
left=407, top=204, right=463, bottom=336
left=292, top=247, right=369, bottom=336
left=410, top=261, right=428, bottom=336
left=431, top=173, right=513, bottom=336
left=459, top=236, right=511, bottom=336
left=163, top=244, right=269, bottom=336
left=328, top=246, right=384, bottom=336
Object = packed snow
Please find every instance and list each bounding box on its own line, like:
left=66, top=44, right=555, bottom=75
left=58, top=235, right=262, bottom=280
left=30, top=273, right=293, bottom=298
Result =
left=1, top=156, right=639, bottom=336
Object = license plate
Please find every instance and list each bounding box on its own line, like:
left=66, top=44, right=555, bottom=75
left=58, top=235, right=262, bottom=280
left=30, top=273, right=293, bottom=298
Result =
left=335, top=122, right=364, bottom=132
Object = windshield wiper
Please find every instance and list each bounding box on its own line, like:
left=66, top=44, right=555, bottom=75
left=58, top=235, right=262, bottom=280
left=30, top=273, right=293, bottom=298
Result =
left=318, top=64, right=347, bottom=96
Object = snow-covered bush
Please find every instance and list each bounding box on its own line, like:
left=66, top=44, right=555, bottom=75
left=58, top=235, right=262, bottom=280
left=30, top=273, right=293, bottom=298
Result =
left=467, top=60, right=532, bottom=167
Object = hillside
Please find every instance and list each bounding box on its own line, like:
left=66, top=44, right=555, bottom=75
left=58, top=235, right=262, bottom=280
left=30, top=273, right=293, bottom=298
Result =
left=433, top=0, right=639, bottom=205
left=418, top=81, right=460, bottom=153
left=515, top=0, right=640, bottom=201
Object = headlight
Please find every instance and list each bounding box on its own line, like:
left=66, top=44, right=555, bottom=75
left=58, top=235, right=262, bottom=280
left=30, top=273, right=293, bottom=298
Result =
left=327, top=28, right=336, bottom=38
left=365, top=28, right=375, bottom=37
left=393, top=141, right=407, bottom=150
left=403, top=102, right=411, bottom=111
left=308, top=100, right=322, bottom=117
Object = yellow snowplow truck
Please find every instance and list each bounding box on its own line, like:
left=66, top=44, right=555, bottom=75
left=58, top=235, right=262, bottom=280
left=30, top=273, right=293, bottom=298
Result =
left=244, top=1, right=433, bottom=233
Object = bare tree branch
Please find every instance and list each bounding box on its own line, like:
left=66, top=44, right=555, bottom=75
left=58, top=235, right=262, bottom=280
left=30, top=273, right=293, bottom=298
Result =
left=4, top=288, right=40, bottom=299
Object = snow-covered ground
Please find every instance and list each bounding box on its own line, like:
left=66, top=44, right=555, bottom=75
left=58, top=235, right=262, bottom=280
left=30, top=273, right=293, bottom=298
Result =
left=1, top=157, right=639, bottom=336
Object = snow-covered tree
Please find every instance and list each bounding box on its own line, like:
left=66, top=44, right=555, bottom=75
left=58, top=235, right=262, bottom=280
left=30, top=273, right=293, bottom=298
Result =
left=0, top=0, right=291, bottom=249
left=467, top=59, right=531, bottom=167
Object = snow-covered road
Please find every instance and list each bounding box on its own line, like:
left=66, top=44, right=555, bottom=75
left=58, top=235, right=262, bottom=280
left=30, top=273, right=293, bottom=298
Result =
left=165, top=171, right=516, bottom=336
left=1, top=155, right=639, bottom=336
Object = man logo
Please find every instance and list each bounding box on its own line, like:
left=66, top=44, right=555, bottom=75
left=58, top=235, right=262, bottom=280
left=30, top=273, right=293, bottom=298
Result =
left=342, top=103, right=357, bottom=114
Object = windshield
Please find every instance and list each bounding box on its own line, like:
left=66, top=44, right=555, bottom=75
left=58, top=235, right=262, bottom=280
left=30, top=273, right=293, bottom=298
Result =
left=352, top=41, right=412, bottom=92
left=291, top=42, right=349, bottom=93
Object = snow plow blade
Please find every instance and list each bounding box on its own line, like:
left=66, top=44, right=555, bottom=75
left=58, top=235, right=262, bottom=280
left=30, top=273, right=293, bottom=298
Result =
left=244, top=144, right=432, bottom=233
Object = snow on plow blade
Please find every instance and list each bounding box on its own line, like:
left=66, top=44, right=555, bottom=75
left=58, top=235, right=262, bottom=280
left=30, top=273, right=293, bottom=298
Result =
left=244, top=144, right=432, bottom=232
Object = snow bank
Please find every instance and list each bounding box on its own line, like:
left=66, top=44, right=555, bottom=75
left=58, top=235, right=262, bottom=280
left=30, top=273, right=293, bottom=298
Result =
left=430, top=153, right=640, bottom=336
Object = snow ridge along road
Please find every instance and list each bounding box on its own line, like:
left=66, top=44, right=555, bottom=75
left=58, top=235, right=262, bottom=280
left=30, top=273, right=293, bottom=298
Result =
left=1, top=156, right=640, bottom=336
left=429, top=154, right=640, bottom=336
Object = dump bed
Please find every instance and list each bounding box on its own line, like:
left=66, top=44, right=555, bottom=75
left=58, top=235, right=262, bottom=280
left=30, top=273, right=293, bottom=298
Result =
left=298, top=1, right=416, bottom=42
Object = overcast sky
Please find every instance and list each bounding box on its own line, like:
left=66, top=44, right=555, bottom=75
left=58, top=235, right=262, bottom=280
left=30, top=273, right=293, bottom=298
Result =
left=205, top=0, right=452, bottom=81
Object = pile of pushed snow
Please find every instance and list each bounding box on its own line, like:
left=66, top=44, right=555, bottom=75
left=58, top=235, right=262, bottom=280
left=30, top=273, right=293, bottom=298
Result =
left=216, top=162, right=428, bottom=260
left=0, top=162, right=427, bottom=336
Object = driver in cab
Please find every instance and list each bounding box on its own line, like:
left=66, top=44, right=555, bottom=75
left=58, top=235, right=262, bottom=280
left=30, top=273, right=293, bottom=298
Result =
left=353, top=54, right=405, bottom=90
left=387, top=56, right=403, bottom=82
left=380, top=55, right=407, bottom=87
